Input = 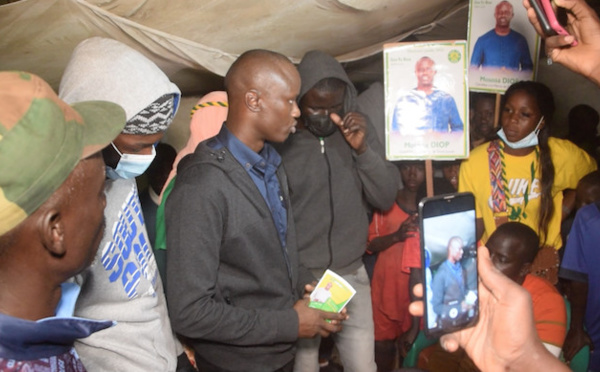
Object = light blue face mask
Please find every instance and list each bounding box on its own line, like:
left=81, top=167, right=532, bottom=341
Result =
left=497, top=116, right=544, bottom=149
left=105, top=142, right=156, bottom=180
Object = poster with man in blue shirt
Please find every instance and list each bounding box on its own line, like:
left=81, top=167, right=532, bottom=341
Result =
left=391, top=56, right=464, bottom=136
left=471, top=1, right=533, bottom=71
left=384, top=41, right=469, bottom=160
left=468, top=0, right=538, bottom=92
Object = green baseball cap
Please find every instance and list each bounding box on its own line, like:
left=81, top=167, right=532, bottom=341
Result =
left=0, top=71, right=126, bottom=236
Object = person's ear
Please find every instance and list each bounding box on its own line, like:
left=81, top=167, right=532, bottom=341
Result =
left=38, top=210, right=66, bottom=258
left=535, top=116, right=546, bottom=134
left=245, top=90, right=261, bottom=112
left=102, top=143, right=120, bottom=170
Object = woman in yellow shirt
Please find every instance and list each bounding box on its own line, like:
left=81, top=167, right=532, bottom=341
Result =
left=459, top=81, right=597, bottom=283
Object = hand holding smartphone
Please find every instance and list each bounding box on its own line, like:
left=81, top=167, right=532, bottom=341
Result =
left=419, top=192, right=479, bottom=338
left=530, top=0, right=578, bottom=45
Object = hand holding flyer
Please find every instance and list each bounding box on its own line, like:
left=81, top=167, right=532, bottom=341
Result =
left=309, top=269, right=356, bottom=313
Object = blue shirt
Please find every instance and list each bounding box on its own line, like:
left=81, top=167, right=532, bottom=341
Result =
left=559, top=202, right=600, bottom=370
left=431, top=259, right=466, bottom=316
left=0, top=283, right=114, bottom=370
left=448, top=261, right=465, bottom=289
left=392, top=88, right=463, bottom=134
left=470, top=29, right=533, bottom=70
left=215, top=125, right=288, bottom=248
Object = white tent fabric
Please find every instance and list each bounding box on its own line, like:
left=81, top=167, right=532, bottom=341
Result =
left=0, top=0, right=468, bottom=95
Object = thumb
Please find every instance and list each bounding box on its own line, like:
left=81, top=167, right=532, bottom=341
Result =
left=330, top=112, right=343, bottom=126
left=440, top=335, right=460, bottom=353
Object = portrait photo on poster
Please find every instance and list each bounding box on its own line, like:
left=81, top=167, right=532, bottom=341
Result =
left=468, top=0, right=540, bottom=93
left=383, top=41, right=469, bottom=161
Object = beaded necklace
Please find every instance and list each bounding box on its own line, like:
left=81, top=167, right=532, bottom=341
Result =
left=487, top=139, right=539, bottom=223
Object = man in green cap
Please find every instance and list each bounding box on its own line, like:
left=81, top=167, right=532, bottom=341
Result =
left=0, top=71, right=126, bottom=370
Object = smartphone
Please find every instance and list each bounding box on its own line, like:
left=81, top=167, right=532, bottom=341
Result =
left=418, top=192, right=479, bottom=338
left=532, top=0, right=578, bottom=45
left=530, top=0, right=556, bottom=36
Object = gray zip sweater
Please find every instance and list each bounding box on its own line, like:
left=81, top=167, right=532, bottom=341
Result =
left=166, top=137, right=305, bottom=371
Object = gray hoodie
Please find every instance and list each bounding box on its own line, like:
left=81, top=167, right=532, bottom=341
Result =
left=59, top=37, right=182, bottom=372
left=275, top=50, right=399, bottom=274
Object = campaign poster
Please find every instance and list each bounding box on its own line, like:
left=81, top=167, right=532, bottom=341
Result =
left=384, top=41, right=469, bottom=160
left=468, top=0, right=540, bottom=92
left=309, top=269, right=356, bottom=313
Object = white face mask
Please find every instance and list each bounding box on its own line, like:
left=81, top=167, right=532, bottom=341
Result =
left=497, top=116, right=544, bottom=149
left=105, top=142, right=156, bottom=180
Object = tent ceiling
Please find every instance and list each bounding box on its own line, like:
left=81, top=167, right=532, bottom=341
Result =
left=0, top=0, right=468, bottom=95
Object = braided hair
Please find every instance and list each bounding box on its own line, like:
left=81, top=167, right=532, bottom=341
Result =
left=502, top=81, right=556, bottom=245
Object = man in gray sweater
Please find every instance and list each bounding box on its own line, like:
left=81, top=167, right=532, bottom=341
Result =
left=274, top=50, right=400, bottom=372
left=166, top=49, right=346, bottom=372
left=59, top=37, right=185, bottom=372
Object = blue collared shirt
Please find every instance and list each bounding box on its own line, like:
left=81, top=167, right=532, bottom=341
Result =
left=447, top=260, right=465, bottom=293
left=470, top=29, right=533, bottom=70
left=215, top=125, right=288, bottom=248
left=392, top=88, right=464, bottom=134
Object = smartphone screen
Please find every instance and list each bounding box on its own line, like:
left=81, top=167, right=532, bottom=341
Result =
left=419, top=192, right=478, bottom=338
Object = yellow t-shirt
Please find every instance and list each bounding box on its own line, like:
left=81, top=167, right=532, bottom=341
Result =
left=459, top=138, right=597, bottom=248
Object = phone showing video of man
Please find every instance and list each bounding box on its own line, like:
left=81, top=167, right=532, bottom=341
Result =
left=419, top=192, right=478, bottom=338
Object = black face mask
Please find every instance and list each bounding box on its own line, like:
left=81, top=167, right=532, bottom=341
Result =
left=304, top=114, right=338, bottom=137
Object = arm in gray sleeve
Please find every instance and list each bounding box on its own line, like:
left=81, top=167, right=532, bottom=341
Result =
left=354, top=120, right=399, bottom=211
left=165, top=167, right=299, bottom=346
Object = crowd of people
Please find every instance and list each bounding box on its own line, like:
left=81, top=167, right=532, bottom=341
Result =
left=1, top=0, right=600, bottom=371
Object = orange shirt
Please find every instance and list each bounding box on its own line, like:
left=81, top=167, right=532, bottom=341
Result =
left=368, top=203, right=420, bottom=337
left=522, top=274, right=567, bottom=347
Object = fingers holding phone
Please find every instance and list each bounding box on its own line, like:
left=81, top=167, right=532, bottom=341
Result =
left=539, top=0, right=577, bottom=43
left=524, top=0, right=600, bottom=86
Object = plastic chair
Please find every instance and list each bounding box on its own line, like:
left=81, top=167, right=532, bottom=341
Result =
left=402, top=330, right=438, bottom=368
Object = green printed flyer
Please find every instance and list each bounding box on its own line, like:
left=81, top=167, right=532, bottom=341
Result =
left=309, top=269, right=356, bottom=313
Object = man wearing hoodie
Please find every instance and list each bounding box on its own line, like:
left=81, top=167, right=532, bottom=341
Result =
left=274, top=50, right=399, bottom=372
left=59, top=37, right=188, bottom=371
